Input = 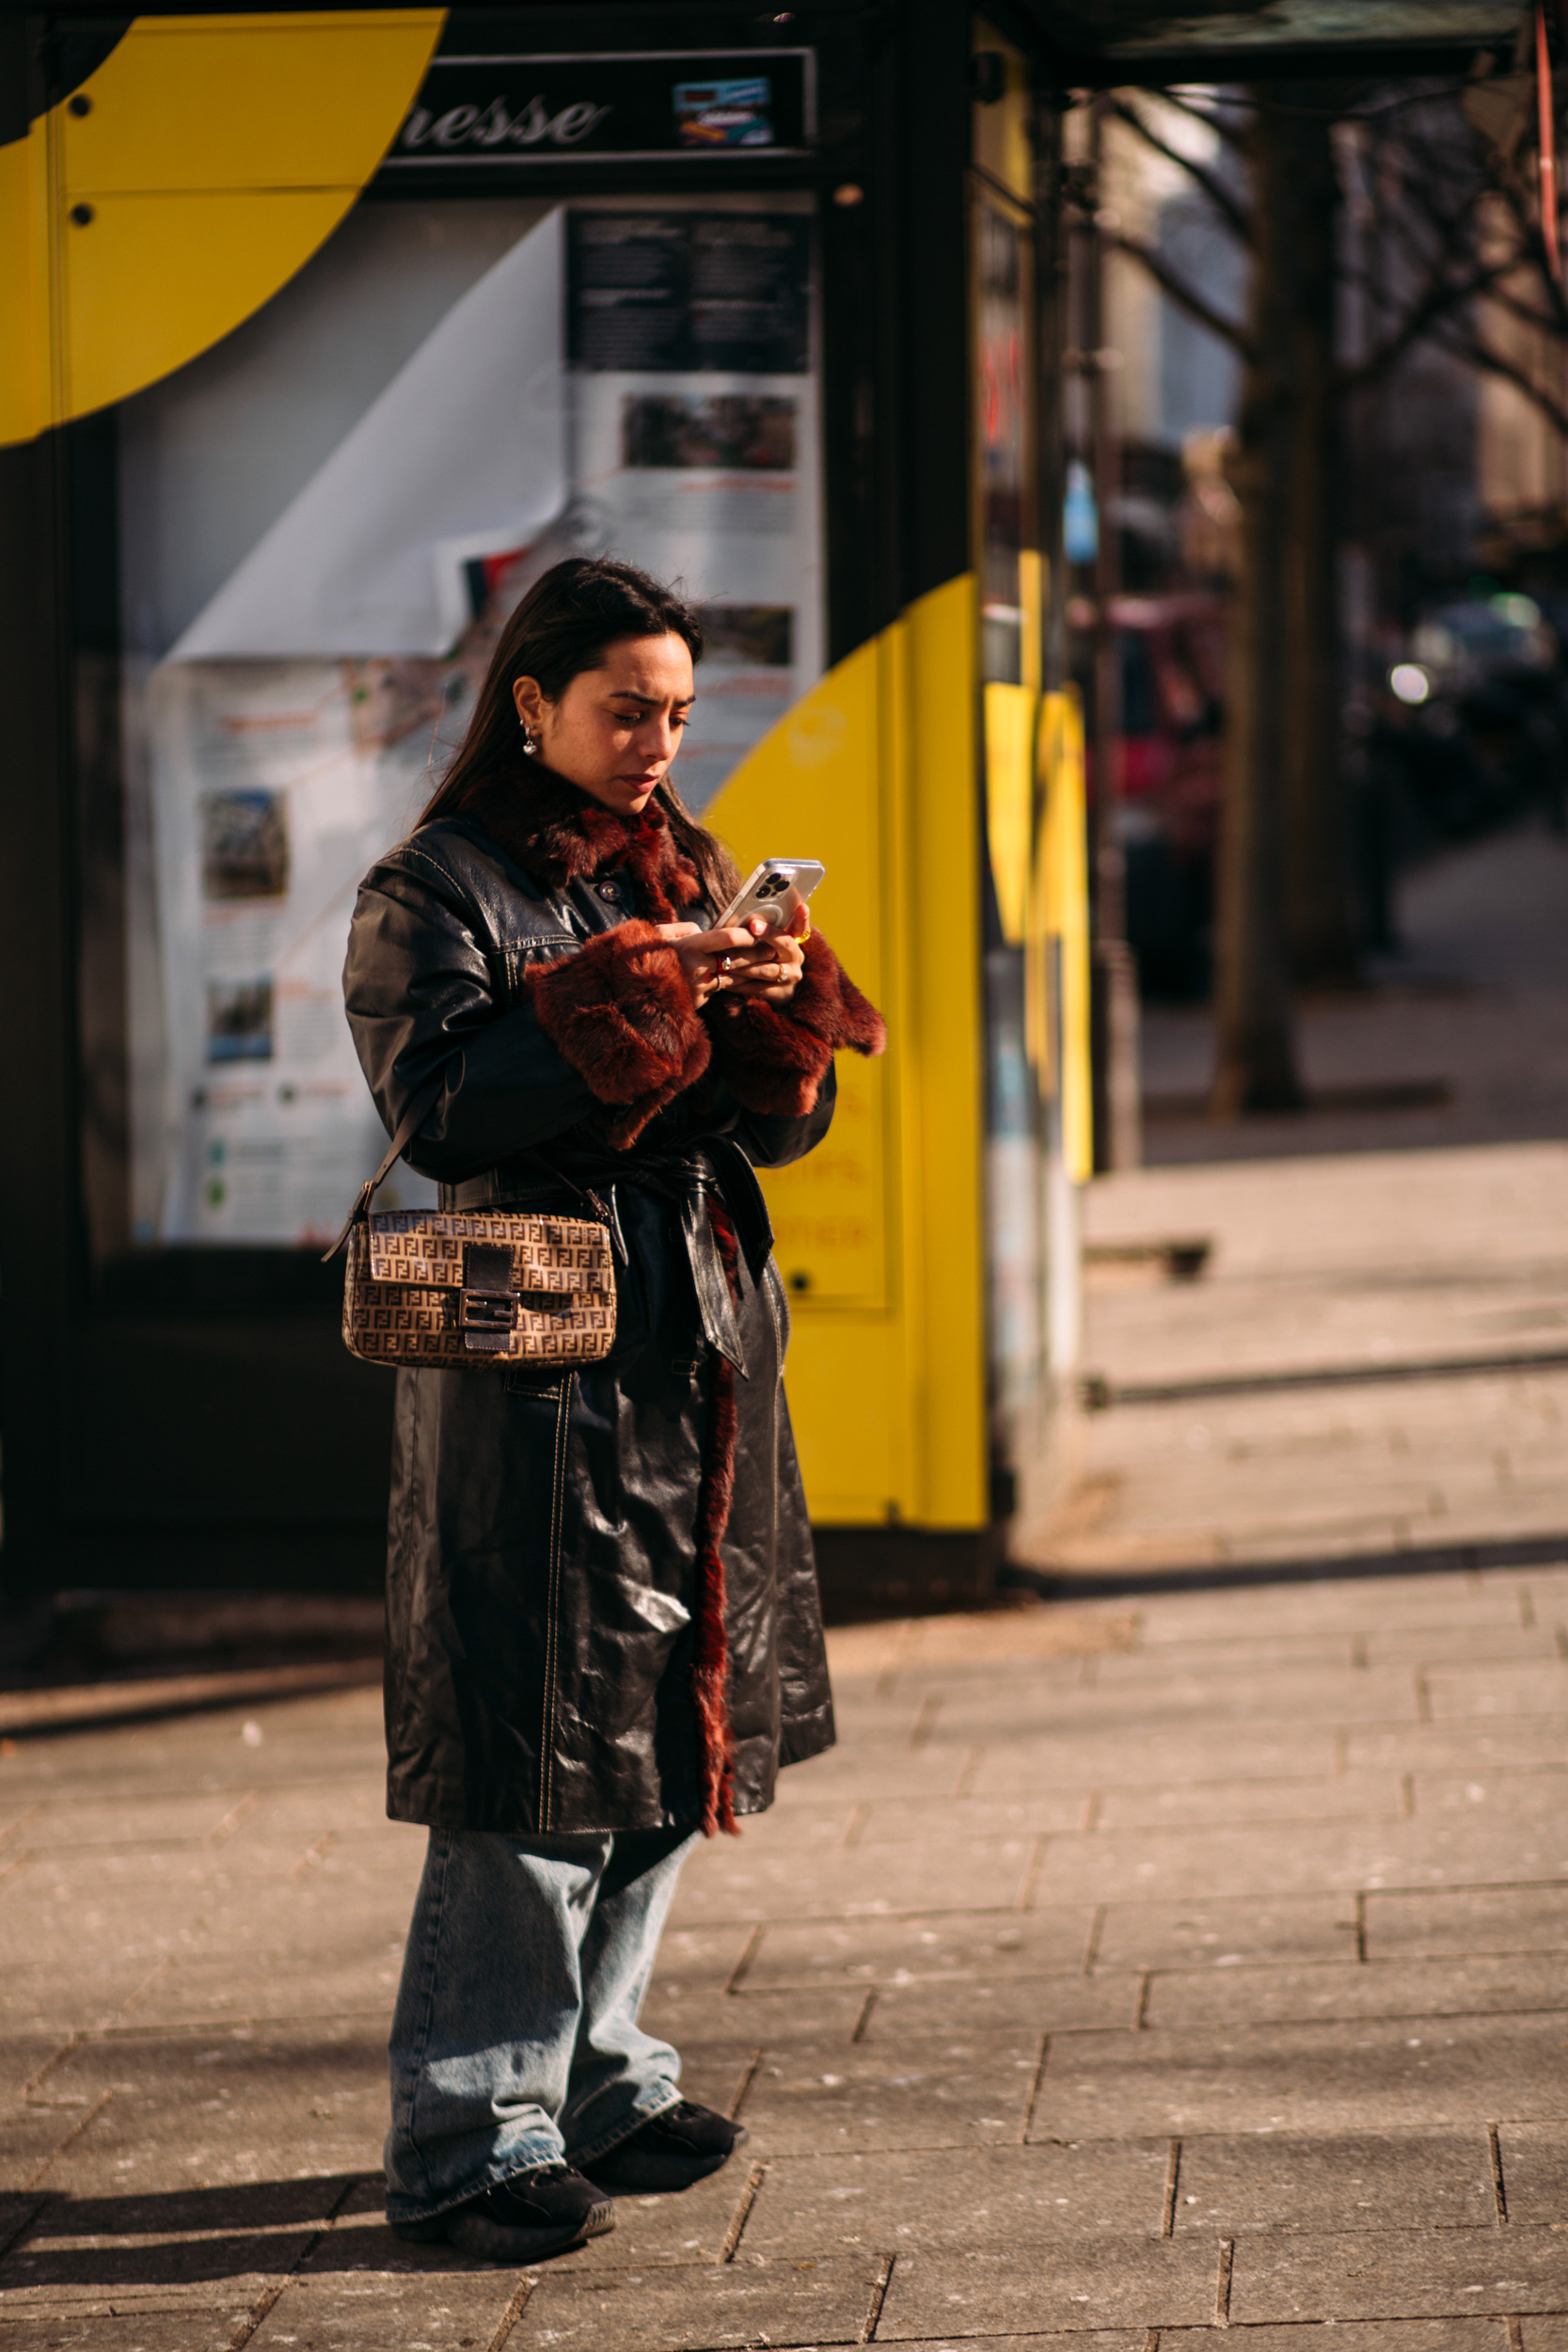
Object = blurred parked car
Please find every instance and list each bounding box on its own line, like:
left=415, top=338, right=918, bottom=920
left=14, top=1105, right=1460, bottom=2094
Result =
left=1381, top=591, right=1565, bottom=842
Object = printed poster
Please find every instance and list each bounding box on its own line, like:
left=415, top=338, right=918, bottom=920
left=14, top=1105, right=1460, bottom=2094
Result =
left=149, top=660, right=446, bottom=1243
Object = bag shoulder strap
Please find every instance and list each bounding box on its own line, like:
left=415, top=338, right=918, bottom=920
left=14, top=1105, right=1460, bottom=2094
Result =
left=322, top=1073, right=445, bottom=1263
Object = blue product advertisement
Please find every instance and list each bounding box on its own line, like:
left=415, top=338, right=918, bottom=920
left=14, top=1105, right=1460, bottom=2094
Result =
left=673, top=78, right=773, bottom=148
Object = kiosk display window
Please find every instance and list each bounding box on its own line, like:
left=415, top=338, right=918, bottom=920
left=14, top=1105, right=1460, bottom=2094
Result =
left=97, top=193, right=821, bottom=1250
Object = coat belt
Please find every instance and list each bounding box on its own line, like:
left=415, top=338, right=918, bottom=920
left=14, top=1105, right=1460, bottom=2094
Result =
left=454, top=1138, right=773, bottom=1379
left=611, top=1141, right=772, bottom=1378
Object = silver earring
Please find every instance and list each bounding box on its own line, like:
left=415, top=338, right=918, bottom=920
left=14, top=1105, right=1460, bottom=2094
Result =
left=520, top=723, right=537, bottom=756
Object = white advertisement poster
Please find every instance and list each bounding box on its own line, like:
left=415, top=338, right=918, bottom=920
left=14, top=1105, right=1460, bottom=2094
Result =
left=136, top=200, right=819, bottom=1246
left=149, top=660, right=447, bottom=1243
left=170, top=212, right=567, bottom=661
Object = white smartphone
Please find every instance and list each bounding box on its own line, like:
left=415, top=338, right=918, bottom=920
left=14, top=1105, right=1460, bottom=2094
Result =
left=716, top=858, right=826, bottom=934
left=719, top=861, right=827, bottom=931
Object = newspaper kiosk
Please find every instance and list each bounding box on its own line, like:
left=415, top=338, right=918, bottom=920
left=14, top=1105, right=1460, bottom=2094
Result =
left=0, top=2, right=1088, bottom=1619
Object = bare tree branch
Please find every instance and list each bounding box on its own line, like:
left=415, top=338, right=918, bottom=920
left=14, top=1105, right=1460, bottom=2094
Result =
left=1116, top=76, right=1568, bottom=437
left=1111, top=230, right=1253, bottom=357
left=1153, top=87, right=1249, bottom=156
left=1108, top=95, right=1252, bottom=241
left=1475, top=275, right=1567, bottom=334
left=1378, top=148, right=1486, bottom=261
left=1338, top=257, right=1513, bottom=393
left=1471, top=175, right=1568, bottom=331
left=1432, top=316, right=1568, bottom=437
left=1338, top=80, right=1476, bottom=123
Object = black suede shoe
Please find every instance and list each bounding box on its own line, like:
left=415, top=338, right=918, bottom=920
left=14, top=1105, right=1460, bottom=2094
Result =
left=582, top=2101, right=748, bottom=2193
left=394, top=2164, right=616, bottom=2263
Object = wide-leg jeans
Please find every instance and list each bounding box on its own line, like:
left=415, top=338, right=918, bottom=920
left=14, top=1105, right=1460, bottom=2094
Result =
left=385, top=1823, right=698, bottom=2229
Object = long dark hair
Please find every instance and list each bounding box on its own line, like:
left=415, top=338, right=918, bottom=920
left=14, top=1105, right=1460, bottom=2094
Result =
left=420, top=556, right=739, bottom=907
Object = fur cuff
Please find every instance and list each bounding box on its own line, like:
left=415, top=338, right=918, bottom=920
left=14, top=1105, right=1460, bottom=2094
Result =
left=790, top=930, right=889, bottom=1055
left=705, top=931, right=886, bottom=1118
left=526, top=921, right=711, bottom=1149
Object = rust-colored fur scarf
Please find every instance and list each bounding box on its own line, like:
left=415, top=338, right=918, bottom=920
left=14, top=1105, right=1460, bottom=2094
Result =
left=452, top=765, right=705, bottom=919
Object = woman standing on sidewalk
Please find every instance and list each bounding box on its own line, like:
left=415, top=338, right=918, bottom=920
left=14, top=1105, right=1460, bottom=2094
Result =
left=342, top=558, right=883, bottom=2265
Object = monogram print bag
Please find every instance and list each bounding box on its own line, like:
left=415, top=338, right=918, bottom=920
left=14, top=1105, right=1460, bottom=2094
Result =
left=324, top=1079, right=616, bottom=1371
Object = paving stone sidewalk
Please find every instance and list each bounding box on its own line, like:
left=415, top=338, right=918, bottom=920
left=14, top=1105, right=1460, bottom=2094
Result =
left=3, top=1143, right=1567, bottom=2351
left=1040, top=1138, right=1568, bottom=1579
left=1140, top=818, right=1568, bottom=1165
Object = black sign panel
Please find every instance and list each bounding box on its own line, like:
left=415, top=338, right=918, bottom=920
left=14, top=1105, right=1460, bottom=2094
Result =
left=568, top=215, right=811, bottom=373
left=385, top=50, right=814, bottom=167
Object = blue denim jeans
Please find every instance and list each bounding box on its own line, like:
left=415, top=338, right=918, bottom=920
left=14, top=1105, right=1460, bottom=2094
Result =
left=385, top=1824, right=699, bottom=2228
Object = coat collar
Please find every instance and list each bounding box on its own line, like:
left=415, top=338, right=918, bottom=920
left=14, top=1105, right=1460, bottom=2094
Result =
left=453, top=761, right=704, bottom=922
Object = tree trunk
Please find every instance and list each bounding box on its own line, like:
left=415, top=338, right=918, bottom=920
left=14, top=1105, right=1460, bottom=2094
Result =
left=1281, top=87, right=1358, bottom=986
left=1211, top=91, right=1306, bottom=1116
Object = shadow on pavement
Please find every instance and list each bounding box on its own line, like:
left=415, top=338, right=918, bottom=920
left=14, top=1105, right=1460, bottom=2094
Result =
left=1004, top=1526, right=1568, bottom=1603
left=0, top=2179, right=496, bottom=2287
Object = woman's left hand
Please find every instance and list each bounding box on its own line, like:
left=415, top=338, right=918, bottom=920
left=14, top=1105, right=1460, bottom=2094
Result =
left=656, top=913, right=805, bottom=1005
left=723, top=914, right=805, bottom=1004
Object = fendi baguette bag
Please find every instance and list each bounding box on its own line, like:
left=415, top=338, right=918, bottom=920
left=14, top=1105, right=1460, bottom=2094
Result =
left=324, top=1078, right=617, bottom=1371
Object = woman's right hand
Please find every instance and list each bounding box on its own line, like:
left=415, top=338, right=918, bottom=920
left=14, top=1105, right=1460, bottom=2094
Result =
left=656, top=919, right=779, bottom=1008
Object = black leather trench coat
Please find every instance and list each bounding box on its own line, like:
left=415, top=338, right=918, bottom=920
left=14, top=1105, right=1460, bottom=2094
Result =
left=343, top=810, right=836, bottom=1836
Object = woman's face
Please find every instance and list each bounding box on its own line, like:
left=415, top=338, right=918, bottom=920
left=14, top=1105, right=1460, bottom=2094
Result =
left=513, top=633, right=696, bottom=818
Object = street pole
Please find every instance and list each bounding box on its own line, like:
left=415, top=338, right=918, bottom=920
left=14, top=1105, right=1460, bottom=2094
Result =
left=1037, top=89, right=1082, bottom=1387
left=1085, top=95, right=1141, bottom=1172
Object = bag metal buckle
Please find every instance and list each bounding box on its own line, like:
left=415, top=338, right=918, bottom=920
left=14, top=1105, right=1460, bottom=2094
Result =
left=460, top=1242, right=518, bottom=1352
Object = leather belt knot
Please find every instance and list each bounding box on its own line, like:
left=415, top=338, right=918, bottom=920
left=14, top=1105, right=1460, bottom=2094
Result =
left=450, top=1135, right=774, bottom=1378
left=602, top=1142, right=771, bottom=1377
left=679, top=1184, right=747, bottom=1374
